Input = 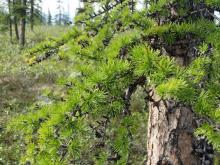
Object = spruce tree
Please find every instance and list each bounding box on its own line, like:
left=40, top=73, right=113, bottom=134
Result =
left=9, top=0, right=220, bottom=164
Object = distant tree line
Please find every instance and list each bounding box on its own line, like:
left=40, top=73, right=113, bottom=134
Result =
left=49, top=0, right=71, bottom=26
left=0, top=0, right=44, bottom=46
left=0, top=0, right=72, bottom=47
left=0, top=5, right=8, bottom=31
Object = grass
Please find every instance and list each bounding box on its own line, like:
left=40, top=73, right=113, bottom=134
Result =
left=0, top=25, right=72, bottom=164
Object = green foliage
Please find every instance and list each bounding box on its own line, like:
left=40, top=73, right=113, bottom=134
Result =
left=131, top=44, right=158, bottom=76
left=0, top=25, right=74, bottom=164
left=196, top=124, right=220, bottom=151
left=205, top=0, right=220, bottom=8
left=156, top=78, right=195, bottom=102
left=0, top=5, right=8, bottom=31
left=186, top=56, right=211, bottom=83
left=5, top=0, right=220, bottom=164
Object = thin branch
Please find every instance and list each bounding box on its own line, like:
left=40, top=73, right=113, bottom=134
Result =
left=76, top=0, right=124, bottom=23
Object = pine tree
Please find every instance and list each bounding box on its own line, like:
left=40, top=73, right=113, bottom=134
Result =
left=9, top=0, right=220, bottom=164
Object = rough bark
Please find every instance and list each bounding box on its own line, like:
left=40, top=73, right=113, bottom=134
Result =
left=146, top=1, right=215, bottom=164
left=147, top=91, right=200, bottom=165
left=146, top=39, right=214, bottom=164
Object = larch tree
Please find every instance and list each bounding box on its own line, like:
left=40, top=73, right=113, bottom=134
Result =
left=30, top=0, right=34, bottom=31
left=28, top=0, right=43, bottom=29
left=12, top=0, right=20, bottom=41
left=7, top=0, right=13, bottom=42
left=0, top=1, right=12, bottom=34
left=8, top=0, right=41, bottom=44
left=0, top=1, right=9, bottom=32
left=11, top=0, right=27, bottom=45
left=19, top=0, right=26, bottom=46
left=9, top=0, right=220, bottom=164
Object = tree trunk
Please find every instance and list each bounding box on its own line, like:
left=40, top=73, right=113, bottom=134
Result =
left=129, top=0, right=135, bottom=13
left=147, top=91, right=200, bottom=165
left=8, top=0, right=13, bottom=42
left=13, top=0, right=19, bottom=41
left=30, top=0, right=34, bottom=31
left=19, top=0, right=26, bottom=46
left=14, top=16, right=19, bottom=41
left=146, top=1, right=215, bottom=164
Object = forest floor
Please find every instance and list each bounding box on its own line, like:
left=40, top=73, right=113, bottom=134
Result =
left=0, top=25, right=71, bottom=164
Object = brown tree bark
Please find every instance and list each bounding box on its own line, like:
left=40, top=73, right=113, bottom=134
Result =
left=30, top=0, right=34, bottom=31
left=146, top=1, right=214, bottom=164
left=14, top=16, right=19, bottom=41
left=12, top=0, right=19, bottom=41
left=147, top=91, right=199, bottom=165
left=8, top=0, right=13, bottom=42
left=19, top=0, right=26, bottom=46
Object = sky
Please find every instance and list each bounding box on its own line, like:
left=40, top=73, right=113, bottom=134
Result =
left=41, top=0, right=80, bottom=20
left=41, top=0, right=146, bottom=19
left=1, top=0, right=219, bottom=21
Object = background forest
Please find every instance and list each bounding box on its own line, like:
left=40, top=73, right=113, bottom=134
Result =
left=0, top=0, right=220, bottom=165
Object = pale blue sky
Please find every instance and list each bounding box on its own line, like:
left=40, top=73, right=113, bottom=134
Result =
left=42, top=0, right=80, bottom=20
left=0, top=0, right=219, bottom=21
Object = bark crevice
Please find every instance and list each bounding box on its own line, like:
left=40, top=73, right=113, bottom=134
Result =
left=147, top=90, right=201, bottom=165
